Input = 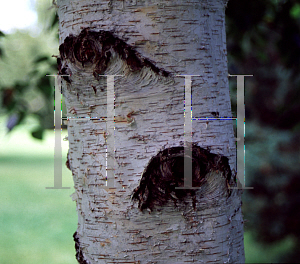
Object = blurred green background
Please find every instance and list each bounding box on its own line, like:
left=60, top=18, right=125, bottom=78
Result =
left=0, top=122, right=77, bottom=264
left=1, top=0, right=300, bottom=263
left=0, top=1, right=77, bottom=263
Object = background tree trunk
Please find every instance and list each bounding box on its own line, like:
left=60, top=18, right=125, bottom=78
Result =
left=57, top=0, right=245, bottom=263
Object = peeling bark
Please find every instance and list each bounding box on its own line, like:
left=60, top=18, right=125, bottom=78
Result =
left=132, top=145, right=234, bottom=212
left=58, top=28, right=170, bottom=82
left=73, top=231, right=90, bottom=264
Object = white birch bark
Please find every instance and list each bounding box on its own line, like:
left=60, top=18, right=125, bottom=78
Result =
left=57, top=0, right=245, bottom=263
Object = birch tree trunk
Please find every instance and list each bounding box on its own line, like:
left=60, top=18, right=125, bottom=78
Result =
left=57, top=0, right=245, bottom=263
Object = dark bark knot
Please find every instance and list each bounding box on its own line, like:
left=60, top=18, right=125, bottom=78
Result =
left=58, top=28, right=170, bottom=83
left=73, top=232, right=90, bottom=264
left=132, top=145, right=233, bottom=212
left=66, top=150, right=71, bottom=171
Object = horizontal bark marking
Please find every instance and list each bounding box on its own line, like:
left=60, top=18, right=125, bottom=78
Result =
left=58, top=28, right=170, bottom=83
left=132, top=145, right=233, bottom=212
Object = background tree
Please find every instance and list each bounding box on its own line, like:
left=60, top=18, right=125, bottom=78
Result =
left=56, top=0, right=243, bottom=263
left=226, top=0, right=300, bottom=262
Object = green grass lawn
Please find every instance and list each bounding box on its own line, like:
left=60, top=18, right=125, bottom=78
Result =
left=0, top=123, right=77, bottom=264
left=0, top=119, right=293, bottom=263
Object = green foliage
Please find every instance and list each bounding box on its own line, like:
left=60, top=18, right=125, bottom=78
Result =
left=290, top=3, right=300, bottom=18
left=31, top=126, right=44, bottom=139
left=226, top=0, right=300, bottom=262
left=0, top=30, right=5, bottom=58
left=0, top=10, right=58, bottom=139
left=36, top=75, right=53, bottom=98
left=244, top=232, right=295, bottom=263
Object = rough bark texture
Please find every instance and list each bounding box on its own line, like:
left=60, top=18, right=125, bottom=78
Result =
left=57, top=0, right=244, bottom=263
